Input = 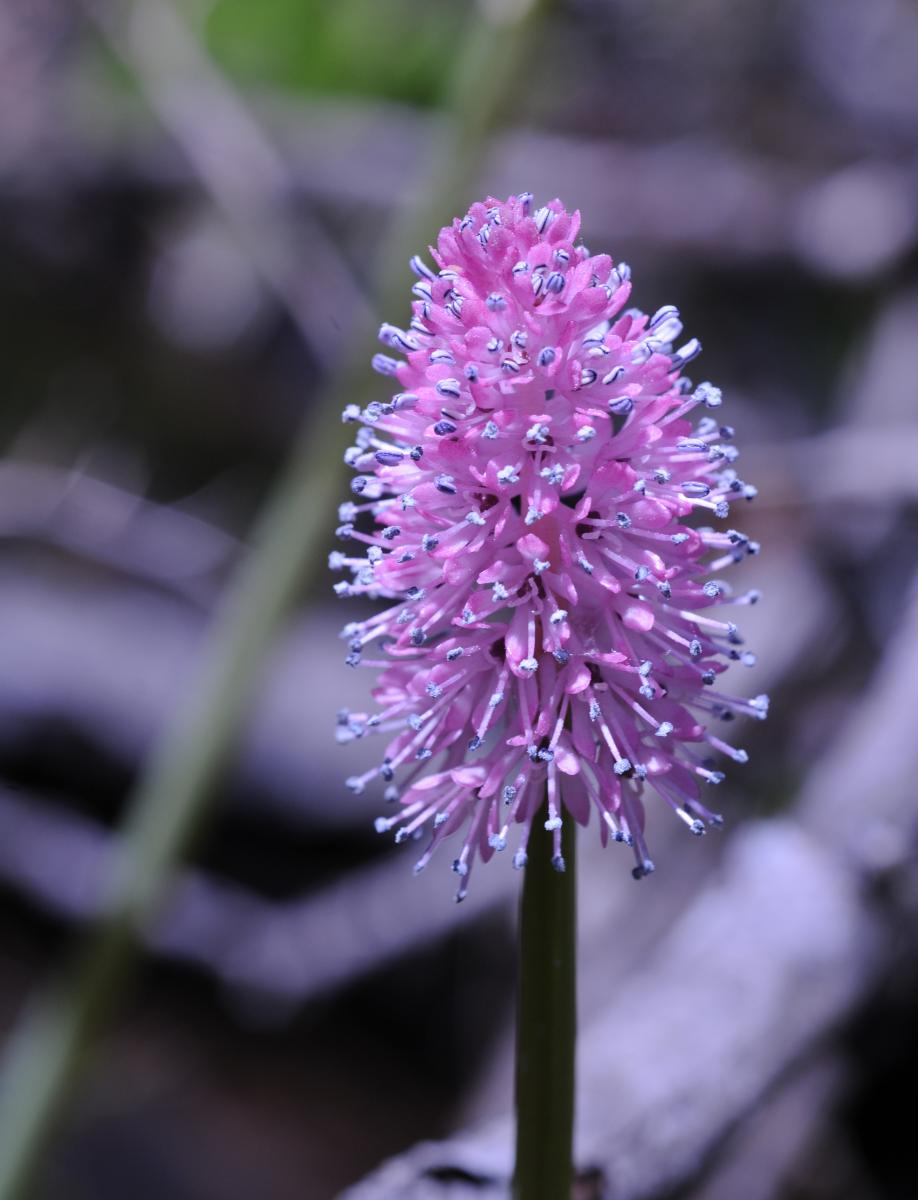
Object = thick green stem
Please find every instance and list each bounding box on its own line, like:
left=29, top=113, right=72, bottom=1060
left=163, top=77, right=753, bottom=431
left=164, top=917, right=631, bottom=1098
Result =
left=514, top=807, right=577, bottom=1200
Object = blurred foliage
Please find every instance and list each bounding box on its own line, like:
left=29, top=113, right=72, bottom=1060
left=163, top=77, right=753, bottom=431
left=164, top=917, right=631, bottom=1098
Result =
left=202, top=0, right=466, bottom=105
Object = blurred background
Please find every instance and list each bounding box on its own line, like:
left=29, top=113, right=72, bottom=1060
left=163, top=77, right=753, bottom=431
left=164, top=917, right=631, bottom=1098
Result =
left=1, top=0, right=917, bottom=1197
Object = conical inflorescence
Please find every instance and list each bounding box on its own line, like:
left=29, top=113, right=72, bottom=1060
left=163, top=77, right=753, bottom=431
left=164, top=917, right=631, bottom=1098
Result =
left=333, top=194, right=766, bottom=899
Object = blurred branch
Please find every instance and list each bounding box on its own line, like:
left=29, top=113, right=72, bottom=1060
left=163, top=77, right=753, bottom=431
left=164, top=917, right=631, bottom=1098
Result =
left=688, top=1057, right=844, bottom=1200
left=0, top=461, right=237, bottom=603
left=0, top=0, right=556, bottom=1195
left=0, top=785, right=514, bottom=1008
left=0, top=572, right=383, bottom=829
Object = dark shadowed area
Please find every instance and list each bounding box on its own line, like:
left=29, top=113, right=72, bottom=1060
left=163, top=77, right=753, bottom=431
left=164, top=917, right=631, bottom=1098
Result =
left=1, top=1, right=917, bottom=1197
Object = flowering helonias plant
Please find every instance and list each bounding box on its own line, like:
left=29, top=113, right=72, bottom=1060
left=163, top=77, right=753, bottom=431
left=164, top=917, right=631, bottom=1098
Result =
left=333, top=193, right=766, bottom=900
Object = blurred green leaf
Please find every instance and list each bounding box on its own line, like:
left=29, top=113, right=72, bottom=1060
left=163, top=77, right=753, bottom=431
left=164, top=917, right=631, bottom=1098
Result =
left=203, top=0, right=466, bottom=105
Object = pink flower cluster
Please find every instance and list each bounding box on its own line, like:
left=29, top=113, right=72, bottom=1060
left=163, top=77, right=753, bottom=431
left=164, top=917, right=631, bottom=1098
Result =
left=333, top=194, right=766, bottom=899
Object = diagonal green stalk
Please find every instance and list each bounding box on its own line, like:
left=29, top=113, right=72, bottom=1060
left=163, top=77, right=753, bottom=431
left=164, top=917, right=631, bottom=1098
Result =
left=0, top=2, right=553, bottom=1197
left=0, top=376, right=343, bottom=1200
left=514, top=806, right=577, bottom=1200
